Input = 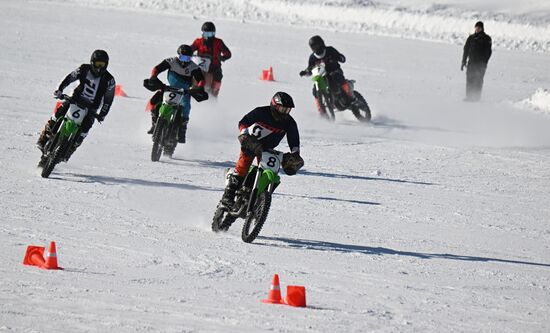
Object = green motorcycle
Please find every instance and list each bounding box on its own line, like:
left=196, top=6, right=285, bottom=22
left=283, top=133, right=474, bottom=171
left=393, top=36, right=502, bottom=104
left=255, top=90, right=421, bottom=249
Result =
left=212, top=149, right=283, bottom=243
left=39, top=95, right=95, bottom=178
left=309, top=62, right=372, bottom=122
left=144, top=79, right=208, bottom=161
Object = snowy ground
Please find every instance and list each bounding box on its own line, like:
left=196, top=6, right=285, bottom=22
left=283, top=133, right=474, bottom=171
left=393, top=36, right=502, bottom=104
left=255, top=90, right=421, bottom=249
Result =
left=1, top=0, right=550, bottom=332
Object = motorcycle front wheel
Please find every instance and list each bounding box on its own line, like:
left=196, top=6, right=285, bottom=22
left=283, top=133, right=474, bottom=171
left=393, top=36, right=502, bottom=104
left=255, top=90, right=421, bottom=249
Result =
left=41, top=136, right=69, bottom=178
left=151, top=118, right=166, bottom=161
left=241, top=191, right=272, bottom=243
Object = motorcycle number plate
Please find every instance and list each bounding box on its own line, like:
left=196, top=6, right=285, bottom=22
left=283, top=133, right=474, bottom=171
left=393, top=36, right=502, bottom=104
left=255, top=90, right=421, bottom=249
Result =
left=66, top=104, right=88, bottom=125
left=260, top=151, right=283, bottom=173
left=311, top=63, right=326, bottom=77
left=192, top=56, right=211, bottom=72
left=163, top=90, right=185, bottom=105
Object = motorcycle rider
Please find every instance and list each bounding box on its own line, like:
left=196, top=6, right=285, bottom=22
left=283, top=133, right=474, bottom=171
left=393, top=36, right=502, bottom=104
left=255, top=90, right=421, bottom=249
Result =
left=220, top=91, right=304, bottom=208
left=36, top=49, right=115, bottom=160
left=299, top=35, right=355, bottom=117
left=190, top=21, right=232, bottom=98
left=145, top=44, right=205, bottom=143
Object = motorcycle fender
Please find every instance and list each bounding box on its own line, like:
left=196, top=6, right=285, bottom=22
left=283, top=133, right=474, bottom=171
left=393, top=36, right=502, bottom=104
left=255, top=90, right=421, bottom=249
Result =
left=159, top=103, right=175, bottom=120
left=61, top=119, right=79, bottom=138
left=312, top=76, right=329, bottom=93
left=256, top=169, right=280, bottom=194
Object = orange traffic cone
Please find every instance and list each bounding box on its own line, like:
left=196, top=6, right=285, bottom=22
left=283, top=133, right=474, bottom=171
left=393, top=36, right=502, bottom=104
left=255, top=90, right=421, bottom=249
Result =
left=262, top=274, right=284, bottom=304
left=43, top=241, right=61, bottom=270
left=266, top=66, right=274, bottom=81
left=260, top=69, right=268, bottom=80
left=284, top=285, right=307, bottom=307
left=23, top=245, right=46, bottom=268
left=115, top=84, right=129, bottom=97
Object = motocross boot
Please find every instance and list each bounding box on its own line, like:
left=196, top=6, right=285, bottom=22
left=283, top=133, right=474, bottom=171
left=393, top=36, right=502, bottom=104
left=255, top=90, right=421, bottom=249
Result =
left=37, top=119, right=56, bottom=152
left=147, top=109, right=159, bottom=134
left=221, top=174, right=244, bottom=208
left=341, top=82, right=356, bottom=106
left=211, top=80, right=222, bottom=98
left=177, top=118, right=189, bottom=143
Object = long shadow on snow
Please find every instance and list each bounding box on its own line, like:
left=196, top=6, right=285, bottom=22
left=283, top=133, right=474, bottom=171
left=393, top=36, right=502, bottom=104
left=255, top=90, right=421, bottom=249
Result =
left=275, top=192, right=380, bottom=206
left=300, top=169, right=435, bottom=186
left=52, top=173, right=221, bottom=192
left=163, top=157, right=235, bottom=169
left=257, top=236, right=550, bottom=268
left=340, top=115, right=466, bottom=134
left=168, top=158, right=433, bottom=186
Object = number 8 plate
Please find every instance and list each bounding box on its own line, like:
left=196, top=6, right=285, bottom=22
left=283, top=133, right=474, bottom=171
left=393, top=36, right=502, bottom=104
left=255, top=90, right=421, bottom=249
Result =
left=260, top=151, right=283, bottom=172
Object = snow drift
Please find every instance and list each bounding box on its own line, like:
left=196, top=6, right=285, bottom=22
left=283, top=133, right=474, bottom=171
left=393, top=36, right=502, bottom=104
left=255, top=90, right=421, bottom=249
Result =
left=46, top=0, right=550, bottom=52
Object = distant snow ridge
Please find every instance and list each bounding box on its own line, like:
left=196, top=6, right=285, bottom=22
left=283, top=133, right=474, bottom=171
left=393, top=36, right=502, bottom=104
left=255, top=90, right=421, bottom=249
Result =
left=517, top=89, right=550, bottom=115
left=49, top=0, right=550, bottom=52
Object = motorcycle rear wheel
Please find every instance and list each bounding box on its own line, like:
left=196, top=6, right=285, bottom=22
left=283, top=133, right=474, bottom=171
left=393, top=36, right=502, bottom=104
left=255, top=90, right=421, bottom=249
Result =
left=241, top=191, right=272, bottom=243
left=212, top=206, right=237, bottom=232
left=351, top=91, right=372, bottom=122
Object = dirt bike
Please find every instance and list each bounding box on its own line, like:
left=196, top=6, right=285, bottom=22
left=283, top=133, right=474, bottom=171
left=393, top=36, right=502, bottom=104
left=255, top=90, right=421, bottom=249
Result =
left=212, top=149, right=283, bottom=243
left=38, top=95, right=97, bottom=178
left=309, top=63, right=372, bottom=122
left=144, top=79, right=208, bottom=161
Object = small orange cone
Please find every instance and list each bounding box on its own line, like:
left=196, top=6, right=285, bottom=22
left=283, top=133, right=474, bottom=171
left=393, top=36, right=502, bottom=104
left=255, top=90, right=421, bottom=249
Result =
left=23, top=246, right=46, bottom=268
left=284, top=285, right=307, bottom=307
left=261, top=274, right=285, bottom=304
left=260, top=69, right=268, bottom=80
left=43, top=241, right=61, bottom=270
left=115, top=84, right=129, bottom=97
left=266, top=66, right=274, bottom=81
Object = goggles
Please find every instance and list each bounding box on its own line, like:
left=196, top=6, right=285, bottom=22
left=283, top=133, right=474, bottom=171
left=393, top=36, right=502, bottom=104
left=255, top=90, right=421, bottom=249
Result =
left=178, top=55, right=191, bottom=62
left=274, top=104, right=292, bottom=114
left=202, top=31, right=215, bottom=38
left=92, top=61, right=107, bottom=69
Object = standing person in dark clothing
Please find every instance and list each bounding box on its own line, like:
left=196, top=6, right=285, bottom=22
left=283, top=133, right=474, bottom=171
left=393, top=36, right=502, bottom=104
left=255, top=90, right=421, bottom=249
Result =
left=220, top=92, right=304, bottom=208
left=300, top=35, right=356, bottom=117
left=36, top=49, right=115, bottom=160
left=191, top=21, right=232, bottom=98
left=462, top=21, right=492, bottom=101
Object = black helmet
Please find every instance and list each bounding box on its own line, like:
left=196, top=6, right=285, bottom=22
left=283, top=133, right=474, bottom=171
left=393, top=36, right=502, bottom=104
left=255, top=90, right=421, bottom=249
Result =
left=201, top=21, right=216, bottom=32
left=177, top=44, right=192, bottom=62
left=177, top=44, right=193, bottom=56
left=270, top=91, right=294, bottom=120
left=90, top=49, right=109, bottom=76
left=308, top=35, right=325, bottom=56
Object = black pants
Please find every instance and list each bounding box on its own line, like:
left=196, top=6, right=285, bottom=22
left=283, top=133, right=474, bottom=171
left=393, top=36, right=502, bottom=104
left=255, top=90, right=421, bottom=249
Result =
left=208, top=65, right=223, bottom=81
left=466, top=64, right=487, bottom=101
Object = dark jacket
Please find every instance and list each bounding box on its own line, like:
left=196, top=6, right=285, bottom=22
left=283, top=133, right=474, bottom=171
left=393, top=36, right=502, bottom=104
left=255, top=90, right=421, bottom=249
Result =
left=307, top=46, right=346, bottom=73
left=462, top=31, right=492, bottom=66
left=239, top=106, right=300, bottom=152
left=57, top=64, right=115, bottom=116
